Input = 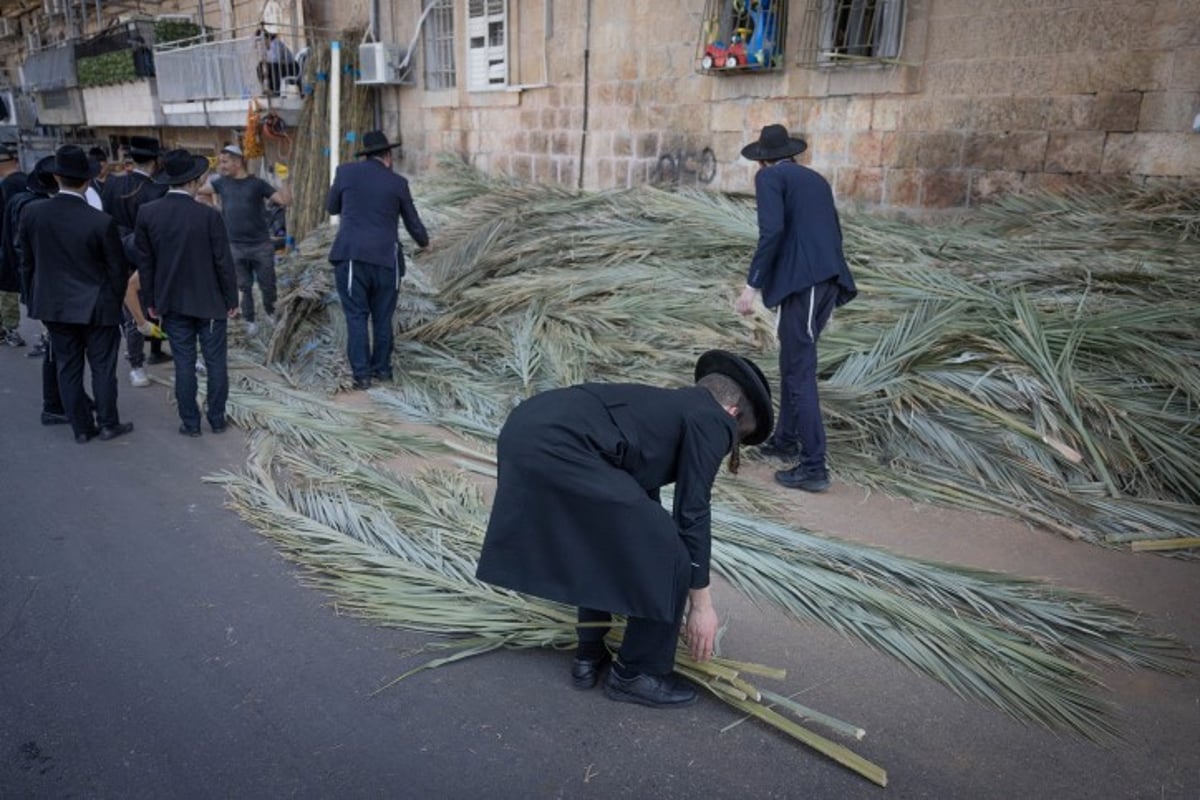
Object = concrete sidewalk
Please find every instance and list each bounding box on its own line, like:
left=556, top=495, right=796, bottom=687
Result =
left=2, top=319, right=1197, bottom=799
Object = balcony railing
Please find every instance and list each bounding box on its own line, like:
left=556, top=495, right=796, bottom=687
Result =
left=155, top=24, right=310, bottom=103
left=156, top=35, right=261, bottom=103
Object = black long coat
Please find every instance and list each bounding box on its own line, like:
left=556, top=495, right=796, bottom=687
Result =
left=0, top=171, right=27, bottom=292
left=101, top=170, right=168, bottom=237
left=476, top=383, right=735, bottom=623
left=134, top=193, right=237, bottom=319
left=19, top=193, right=129, bottom=326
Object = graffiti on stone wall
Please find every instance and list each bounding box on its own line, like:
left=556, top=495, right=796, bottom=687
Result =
left=651, top=145, right=718, bottom=187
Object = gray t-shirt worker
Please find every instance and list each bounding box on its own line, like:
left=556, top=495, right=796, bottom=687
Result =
left=202, top=145, right=290, bottom=335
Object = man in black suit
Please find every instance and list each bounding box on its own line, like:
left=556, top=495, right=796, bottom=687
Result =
left=326, top=130, right=429, bottom=390
left=0, top=143, right=27, bottom=346
left=735, top=124, right=857, bottom=492
left=101, top=135, right=169, bottom=386
left=134, top=149, right=238, bottom=437
left=19, top=145, right=133, bottom=444
left=476, top=351, right=773, bottom=708
left=5, top=156, right=75, bottom=425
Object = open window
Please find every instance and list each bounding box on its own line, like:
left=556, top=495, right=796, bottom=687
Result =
left=697, top=0, right=787, bottom=74
left=797, top=0, right=905, bottom=66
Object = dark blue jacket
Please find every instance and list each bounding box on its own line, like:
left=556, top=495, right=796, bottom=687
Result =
left=745, top=161, right=857, bottom=309
left=326, top=159, right=428, bottom=272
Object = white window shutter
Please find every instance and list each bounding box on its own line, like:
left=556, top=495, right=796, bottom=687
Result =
left=467, top=0, right=507, bottom=90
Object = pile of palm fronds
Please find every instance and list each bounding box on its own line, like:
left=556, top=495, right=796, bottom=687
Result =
left=208, top=374, right=1188, bottom=785
left=270, top=160, right=1199, bottom=549
left=226, top=165, right=1199, bottom=780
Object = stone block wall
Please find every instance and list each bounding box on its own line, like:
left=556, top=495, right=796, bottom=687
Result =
left=385, top=0, right=1199, bottom=209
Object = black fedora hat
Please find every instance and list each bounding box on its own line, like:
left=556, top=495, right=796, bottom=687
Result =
left=356, top=130, right=403, bottom=158
left=128, top=135, right=162, bottom=160
left=29, top=155, right=59, bottom=194
left=740, top=124, right=808, bottom=162
left=694, top=349, right=774, bottom=445
left=154, top=148, right=210, bottom=186
left=47, top=145, right=100, bottom=180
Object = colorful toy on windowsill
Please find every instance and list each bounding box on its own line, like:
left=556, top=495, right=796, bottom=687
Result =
left=701, top=28, right=749, bottom=70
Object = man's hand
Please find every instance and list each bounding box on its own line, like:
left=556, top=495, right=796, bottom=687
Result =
left=685, top=587, right=719, bottom=663
left=227, top=307, right=240, bottom=319
left=735, top=285, right=760, bottom=316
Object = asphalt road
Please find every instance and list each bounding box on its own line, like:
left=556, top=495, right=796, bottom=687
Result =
left=2, top=321, right=1198, bottom=799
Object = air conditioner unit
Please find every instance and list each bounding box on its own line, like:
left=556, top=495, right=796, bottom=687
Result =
left=357, top=42, right=414, bottom=86
left=0, top=19, right=17, bottom=39
left=155, top=14, right=194, bottom=23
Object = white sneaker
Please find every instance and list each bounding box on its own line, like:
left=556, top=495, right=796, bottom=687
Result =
left=195, top=357, right=206, bottom=374
left=130, top=367, right=150, bottom=387
left=243, top=320, right=259, bottom=336
left=262, top=312, right=275, bottom=326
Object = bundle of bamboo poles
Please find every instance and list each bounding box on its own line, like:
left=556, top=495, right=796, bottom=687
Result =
left=286, top=27, right=376, bottom=244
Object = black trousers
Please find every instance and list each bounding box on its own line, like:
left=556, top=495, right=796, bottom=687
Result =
left=42, top=333, right=64, bottom=415
left=578, top=583, right=688, bottom=676
left=45, top=322, right=122, bottom=436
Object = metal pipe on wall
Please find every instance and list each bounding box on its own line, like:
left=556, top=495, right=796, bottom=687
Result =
left=330, top=39, right=341, bottom=224
left=577, top=0, right=592, bottom=190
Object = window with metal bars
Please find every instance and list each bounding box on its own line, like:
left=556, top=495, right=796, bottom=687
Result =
left=421, top=0, right=456, bottom=90
left=697, top=0, right=787, bottom=74
left=466, top=0, right=506, bottom=90
left=795, top=0, right=905, bottom=66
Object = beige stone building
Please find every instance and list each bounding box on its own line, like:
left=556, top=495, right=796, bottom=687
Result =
left=1, top=0, right=1197, bottom=209
left=366, top=0, right=1199, bottom=208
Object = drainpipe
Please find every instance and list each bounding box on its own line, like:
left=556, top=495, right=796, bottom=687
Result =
left=370, top=0, right=382, bottom=130
left=577, top=0, right=591, bottom=190
left=330, top=39, right=341, bottom=224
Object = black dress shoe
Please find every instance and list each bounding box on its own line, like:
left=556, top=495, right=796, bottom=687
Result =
left=757, top=440, right=799, bottom=460
left=179, top=424, right=202, bottom=437
left=97, top=422, right=134, bottom=441
left=571, top=651, right=611, bottom=690
left=774, top=465, right=831, bottom=492
left=351, top=377, right=372, bottom=391
left=75, top=428, right=99, bottom=444
left=41, top=411, right=70, bottom=425
left=146, top=351, right=172, bottom=365
left=603, top=669, right=697, bottom=708
left=210, top=420, right=228, bottom=434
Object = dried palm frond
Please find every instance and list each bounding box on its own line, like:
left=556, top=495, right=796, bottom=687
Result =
left=209, top=374, right=1190, bottom=751
left=209, top=167, right=1200, bottom=778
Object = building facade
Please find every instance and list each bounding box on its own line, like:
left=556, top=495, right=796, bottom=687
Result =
left=1, top=0, right=1197, bottom=209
